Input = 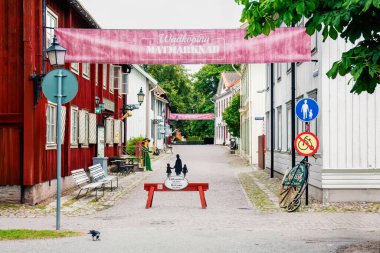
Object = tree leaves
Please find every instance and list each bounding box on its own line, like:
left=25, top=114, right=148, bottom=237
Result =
left=222, top=95, right=241, bottom=138
left=236, top=0, right=380, bottom=94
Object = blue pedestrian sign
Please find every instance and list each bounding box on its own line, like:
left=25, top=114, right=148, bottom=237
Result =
left=295, top=98, right=319, bottom=122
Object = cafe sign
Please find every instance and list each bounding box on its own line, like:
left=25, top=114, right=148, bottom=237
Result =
left=103, top=98, right=115, bottom=112
left=164, top=176, right=189, bottom=190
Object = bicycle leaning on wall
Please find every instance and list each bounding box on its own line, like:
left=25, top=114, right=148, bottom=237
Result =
left=279, top=157, right=311, bottom=212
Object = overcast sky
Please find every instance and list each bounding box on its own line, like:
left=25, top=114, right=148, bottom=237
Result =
left=78, top=0, right=244, bottom=73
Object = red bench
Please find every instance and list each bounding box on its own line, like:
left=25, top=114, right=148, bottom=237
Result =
left=144, top=183, right=209, bottom=209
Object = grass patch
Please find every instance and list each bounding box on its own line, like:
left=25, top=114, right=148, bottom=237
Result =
left=239, top=173, right=277, bottom=212
left=0, top=229, right=81, bottom=240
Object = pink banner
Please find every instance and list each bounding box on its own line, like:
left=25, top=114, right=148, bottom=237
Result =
left=55, top=28, right=311, bottom=64
left=169, top=113, right=215, bottom=121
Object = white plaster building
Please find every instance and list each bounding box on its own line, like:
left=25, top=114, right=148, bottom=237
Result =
left=239, top=64, right=266, bottom=165
left=214, top=72, right=240, bottom=145
left=150, top=85, right=169, bottom=150
left=265, top=30, right=380, bottom=202
left=126, top=65, right=157, bottom=141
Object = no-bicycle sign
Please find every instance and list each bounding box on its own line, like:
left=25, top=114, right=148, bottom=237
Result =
left=294, top=132, right=319, bottom=156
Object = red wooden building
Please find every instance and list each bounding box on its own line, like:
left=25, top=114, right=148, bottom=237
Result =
left=0, top=0, right=127, bottom=204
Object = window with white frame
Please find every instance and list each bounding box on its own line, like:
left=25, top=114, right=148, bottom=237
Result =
left=266, top=64, right=271, bottom=88
left=276, top=63, right=282, bottom=81
left=46, top=103, right=57, bottom=147
left=110, top=65, right=121, bottom=95
left=103, top=64, right=107, bottom=90
left=286, top=62, right=292, bottom=74
left=311, top=33, right=318, bottom=54
left=109, top=65, right=114, bottom=94
left=82, top=63, right=90, bottom=79
left=71, top=63, right=79, bottom=74
left=70, top=106, right=79, bottom=146
left=95, top=64, right=98, bottom=86
left=46, top=8, right=58, bottom=48
left=78, top=110, right=89, bottom=146
left=286, top=102, right=292, bottom=151
left=277, top=106, right=282, bottom=150
left=266, top=111, right=270, bottom=150
left=120, top=73, right=128, bottom=94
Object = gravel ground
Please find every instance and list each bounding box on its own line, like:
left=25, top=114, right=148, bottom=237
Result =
left=0, top=145, right=379, bottom=253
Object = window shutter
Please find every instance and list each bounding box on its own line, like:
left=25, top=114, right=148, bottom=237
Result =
left=106, top=118, right=112, bottom=144
left=78, top=110, right=86, bottom=144
left=60, top=106, right=66, bottom=144
left=114, top=119, right=120, bottom=144
left=121, top=121, right=125, bottom=143
left=89, top=113, right=97, bottom=144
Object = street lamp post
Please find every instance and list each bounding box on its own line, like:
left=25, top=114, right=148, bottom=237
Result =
left=42, top=35, right=78, bottom=230
left=46, top=36, right=66, bottom=230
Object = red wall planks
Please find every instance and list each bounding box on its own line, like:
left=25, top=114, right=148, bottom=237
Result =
left=0, top=126, right=21, bottom=185
left=0, top=0, right=124, bottom=186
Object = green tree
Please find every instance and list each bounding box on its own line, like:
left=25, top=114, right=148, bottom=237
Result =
left=142, top=65, right=193, bottom=135
left=235, top=0, right=380, bottom=94
left=190, top=64, right=241, bottom=137
left=222, top=94, right=240, bottom=138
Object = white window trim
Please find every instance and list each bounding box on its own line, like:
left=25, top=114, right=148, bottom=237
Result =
left=71, top=63, right=79, bottom=75
left=70, top=106, right=79, bottom=147
left=46, top=8, right=58, bottom=49
left=276, top=63, right=282, bottom=81
left=109, top=65, right=114, bottom=94
left=46, top=102, right=57, bottom=150
left=103, top=64, right=107, bottom=90
left=81, top=110, right=90, bottom=148
left=82, top=63, right=90, bottom=80
left=95, top=64, right=98, bottom=86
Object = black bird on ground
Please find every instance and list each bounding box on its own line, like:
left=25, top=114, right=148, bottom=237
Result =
left=88, top=230, right=100, bottom=241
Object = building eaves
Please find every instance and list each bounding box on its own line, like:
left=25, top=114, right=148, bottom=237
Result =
left=132, top=64, right=158, bottom=85
left=69, top=0, right=101, bottom=28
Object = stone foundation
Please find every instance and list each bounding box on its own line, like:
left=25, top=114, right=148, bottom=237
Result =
left=323, top=189, right=380, bottom=203
left=0, top=185, right=21, bottom=203
left=0, top=176, right=75, bottom=205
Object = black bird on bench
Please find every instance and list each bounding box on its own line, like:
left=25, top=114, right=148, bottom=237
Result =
left=88, top=230, right=100, bottom=241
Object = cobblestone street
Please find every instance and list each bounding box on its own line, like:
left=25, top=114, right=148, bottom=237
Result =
left=0, top=145, right=379, bottom=253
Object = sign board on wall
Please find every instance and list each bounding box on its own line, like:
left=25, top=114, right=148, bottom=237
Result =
left=103, top=98, right=115, bottom=112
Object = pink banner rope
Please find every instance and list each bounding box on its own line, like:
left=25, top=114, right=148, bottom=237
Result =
left=169, top=113, right=215, bottom=121
left=55, top=28, right=311, bottom=64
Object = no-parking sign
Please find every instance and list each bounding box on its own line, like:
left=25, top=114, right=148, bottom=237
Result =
left=294, top=132, right=319, bottom=156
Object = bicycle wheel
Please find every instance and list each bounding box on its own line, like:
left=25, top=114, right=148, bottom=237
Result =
left=279, top=186, right=298, bottom=208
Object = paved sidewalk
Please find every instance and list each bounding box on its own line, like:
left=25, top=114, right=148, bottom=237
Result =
left=0, top=145, right=379, bottom=253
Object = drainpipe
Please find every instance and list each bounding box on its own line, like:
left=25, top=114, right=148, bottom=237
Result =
left=291, top=25, right=296, bottom=169
left=270, top=63, right=274, bottom=178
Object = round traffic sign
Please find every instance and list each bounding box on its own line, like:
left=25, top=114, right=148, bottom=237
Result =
left=42, top=68, right=78, bottom=104
left=296, top=98, right=319, bottom=122
left=294, top=131, right=319, bottom=156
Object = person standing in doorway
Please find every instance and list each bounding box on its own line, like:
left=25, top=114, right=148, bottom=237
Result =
left=182, top=164, right=188, bottom=178
left=174, top=154, right=182, bottom=176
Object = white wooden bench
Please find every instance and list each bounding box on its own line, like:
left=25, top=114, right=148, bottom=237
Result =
left=88, top=164, right=118, bottom=191
left=71, top=168, right=105, bottom=199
